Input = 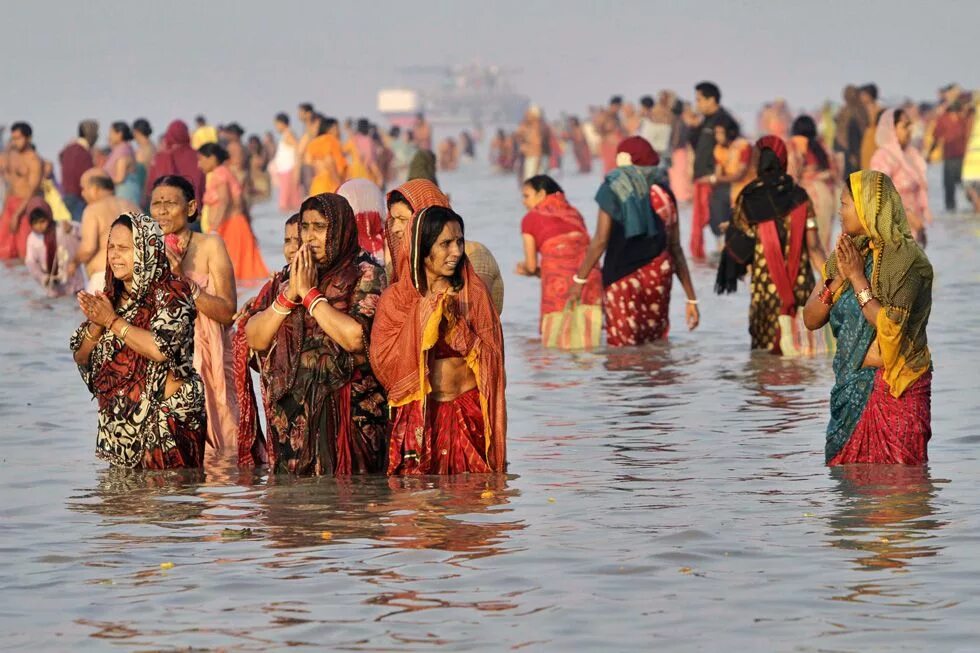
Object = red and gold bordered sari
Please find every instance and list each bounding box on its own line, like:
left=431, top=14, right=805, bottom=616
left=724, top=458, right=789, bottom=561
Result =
left=522, top=193, right=602, bottom=327
left=372, top=207, right=507, bottom=475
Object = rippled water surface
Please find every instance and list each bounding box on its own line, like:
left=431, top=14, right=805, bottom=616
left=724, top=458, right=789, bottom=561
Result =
left=1, top=165, right=978, bottom=651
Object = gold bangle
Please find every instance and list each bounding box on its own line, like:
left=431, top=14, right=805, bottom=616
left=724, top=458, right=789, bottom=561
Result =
left=191, top=282, right=202, bottom=300
left=119, top=323, right=131, bottom=340
left=83, top=322, right=99, bottom=341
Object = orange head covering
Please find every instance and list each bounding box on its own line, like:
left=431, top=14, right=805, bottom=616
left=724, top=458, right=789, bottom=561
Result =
left=385, top=179, right=451, bottom=283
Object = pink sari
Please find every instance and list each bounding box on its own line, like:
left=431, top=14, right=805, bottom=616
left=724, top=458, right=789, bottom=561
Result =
left=869, top=109, right=931, bottom=235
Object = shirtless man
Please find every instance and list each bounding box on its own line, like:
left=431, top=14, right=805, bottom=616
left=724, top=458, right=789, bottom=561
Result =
left=517, top=106, right=547, bottom=181
left=74, top=169, right=140, bottom=290
left=1, top=122, right=42, bottom=260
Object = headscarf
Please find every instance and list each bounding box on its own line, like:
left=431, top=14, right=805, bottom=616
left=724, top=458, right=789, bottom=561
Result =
left=716, top=136, right=809, bottom=295
left=255, top=194, right=365, bottom=406
left=595, top=137, right=668, bottom=239
left=71, top=212, right=196, bottom=467
left=737, top=135, right=809, bottom=224
left=370, top=207, right=507, bottom=471
left=826, top=170, right=932, bottom=397
left=385, top=179, right=451, bottom=283
left=872, top=108, right=929, bottom=214
left=407, top=149, right=439, bottom=186
left=338, top=178, right=386, bottom=262
left=147, top=121, right=206, bottom=204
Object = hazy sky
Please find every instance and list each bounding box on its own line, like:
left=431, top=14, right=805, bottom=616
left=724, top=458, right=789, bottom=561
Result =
left=3, top=0, right=978, bottom=155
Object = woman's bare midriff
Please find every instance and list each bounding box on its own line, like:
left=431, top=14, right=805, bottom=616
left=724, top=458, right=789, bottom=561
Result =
left=164, top=371, right=184, bottom=399
left=430, top=357, right=477, bottom=402
left=862, top=339, right=883, bottom=369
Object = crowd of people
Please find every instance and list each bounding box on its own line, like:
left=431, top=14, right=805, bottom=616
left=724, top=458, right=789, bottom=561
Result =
left=0, top=78, right=974, bottom=476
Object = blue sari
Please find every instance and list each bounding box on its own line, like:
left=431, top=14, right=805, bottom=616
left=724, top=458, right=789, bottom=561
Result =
left=825, top=256, right=876, bottom=462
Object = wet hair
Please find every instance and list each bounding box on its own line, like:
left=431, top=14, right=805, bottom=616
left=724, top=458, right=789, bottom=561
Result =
left=523, top=174, right=563, bottom=195
left=197, top=142, right=229, bottom=164
left=89, top=175, right=116, bottom=193
left=151, top=174, right=198, bottom=222
left=318, top=116, right=338, bottom=136
left=285, top=213, right=301, bottom=227
left=790, top=115, right=830, bottom=170
left=111, top=121, right=133, bottom=141
left=859, top=83, right=879, bottom=101
left=133, top=118, right=152, bottom=138
left=695, top=81, right=721, bottom=103
left=29, top=208, right=51, bottom=225
left=609, top=95, right=623, bottom=106
left=639, top=95, right=655, bottom=110
left=356, top=118, right=370, bottom=135
left=275, top=112, right=289, bottom=125
left=414, top=206, right=466, bottom=294
left=298, top=103, right=314, bottom=113
left=11, top=122, right=32, bottom=138
left=716, top=115, right=740, bottom=141
left=386, top=190, right=410, bottom=212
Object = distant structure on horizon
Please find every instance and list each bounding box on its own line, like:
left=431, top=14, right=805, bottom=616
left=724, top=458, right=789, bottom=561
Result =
left=378, top=63, right=530, bottom=129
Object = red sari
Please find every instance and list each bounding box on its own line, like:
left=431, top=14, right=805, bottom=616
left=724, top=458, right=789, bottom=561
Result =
left=372, top=208, right=507, bottom=475
left=521, top=192, right=601, bottom=326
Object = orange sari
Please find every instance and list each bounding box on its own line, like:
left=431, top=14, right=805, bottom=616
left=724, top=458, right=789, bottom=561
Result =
left=307, top=134, right=348, bottom=195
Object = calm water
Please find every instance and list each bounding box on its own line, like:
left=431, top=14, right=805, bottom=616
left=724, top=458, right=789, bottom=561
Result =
left=1, top=164, right=978, bottom=652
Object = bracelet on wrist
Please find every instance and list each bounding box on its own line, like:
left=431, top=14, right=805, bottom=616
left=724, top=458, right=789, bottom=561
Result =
left=271, top=300, right=292, bottom=316
left=856, top=287, right=874, bottom=309
left=307, top=296, right=327, bottom=315
left=118, top=323, right=131, bottom=340
left=277, top=292, right=299, bottom=310
left=571, top=274, right=588, bottom=285
left=302, top=288, right=323, bottom=309
left=686, top=299, right=699, bottom=305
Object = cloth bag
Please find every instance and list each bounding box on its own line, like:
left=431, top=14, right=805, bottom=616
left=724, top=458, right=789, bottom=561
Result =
left=541, top=301, right=602, bottom=350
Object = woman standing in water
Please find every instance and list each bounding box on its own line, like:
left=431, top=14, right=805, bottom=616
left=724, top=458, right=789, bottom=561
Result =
left=197, top=142, right=269, bottom=284
left=717, top=136, right=826, bottom=356
left=372, top=205, right=507, bottom=475
left=243, top=194, right=388, bottom=475
left=790, top=115, right=837, bottom=251
left=869, top=108, right=931, bottom=244
left=570, top=137, right=700, bottom=346
left=71, top=212, right=206, bottom=469
left=150, top=174, right=240, bottom=457
left=804, top=170, right=933, bottom=464
left=514, top=175, right=602, bottom=330
left=103, top=122, right=143, bottom=206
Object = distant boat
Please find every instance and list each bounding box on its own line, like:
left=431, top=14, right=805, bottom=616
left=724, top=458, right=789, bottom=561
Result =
left=378, top=64, right=530, bottom=130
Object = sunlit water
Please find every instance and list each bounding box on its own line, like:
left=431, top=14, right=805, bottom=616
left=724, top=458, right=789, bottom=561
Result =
left=1, top=163, right=978, bottom=652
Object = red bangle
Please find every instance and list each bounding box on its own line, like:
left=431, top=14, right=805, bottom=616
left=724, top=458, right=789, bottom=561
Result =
left=277, top=292, right=299, bottom=310
left=302, top=288, right=323, bottom=309
left=819, top=278, right=835, bottom=306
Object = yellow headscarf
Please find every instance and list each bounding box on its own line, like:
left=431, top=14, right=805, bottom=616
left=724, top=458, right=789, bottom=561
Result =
left=827, top=170, right=933, bottom=397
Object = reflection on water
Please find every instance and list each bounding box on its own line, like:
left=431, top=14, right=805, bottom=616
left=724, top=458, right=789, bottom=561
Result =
left=826, top=465, right=945, bottom=574
left=2, top=166, right=979, bottom=650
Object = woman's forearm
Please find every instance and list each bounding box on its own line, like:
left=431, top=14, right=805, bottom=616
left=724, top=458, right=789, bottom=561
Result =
left=309, top=302, right=364, bottom=353
left=244, top=305, right=289, bottom=352
left=194, top=288, right=237, bottom=325
left=108, top=319, right=167, bottom=362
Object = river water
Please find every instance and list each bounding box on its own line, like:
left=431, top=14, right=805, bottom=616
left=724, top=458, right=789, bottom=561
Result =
left=1, top=164, right=977, bottom=652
